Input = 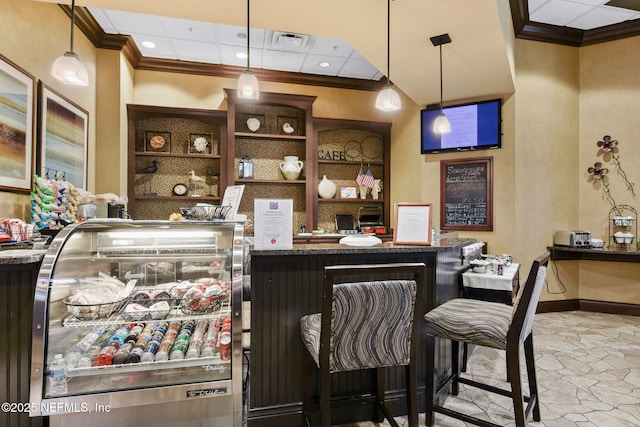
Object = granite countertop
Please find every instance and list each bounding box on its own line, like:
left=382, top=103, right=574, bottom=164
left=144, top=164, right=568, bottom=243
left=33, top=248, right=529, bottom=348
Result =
left=0, top=249, right=47, bottom=265
left=251, top=237, right=475, bottom=256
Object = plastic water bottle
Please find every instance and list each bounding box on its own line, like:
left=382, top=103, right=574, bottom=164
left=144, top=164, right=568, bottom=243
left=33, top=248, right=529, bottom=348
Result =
left=49, top=354, right=68, bottom=395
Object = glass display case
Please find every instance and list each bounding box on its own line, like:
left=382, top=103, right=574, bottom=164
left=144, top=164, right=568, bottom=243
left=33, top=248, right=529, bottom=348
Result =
left=29, top=220, right=243, bottom=426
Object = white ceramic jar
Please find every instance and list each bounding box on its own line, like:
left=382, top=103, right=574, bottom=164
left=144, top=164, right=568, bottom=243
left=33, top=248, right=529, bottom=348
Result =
left=318, top=175, right=337, bottom=198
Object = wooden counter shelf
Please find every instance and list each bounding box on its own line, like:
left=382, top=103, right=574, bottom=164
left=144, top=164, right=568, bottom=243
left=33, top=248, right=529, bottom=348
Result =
left=550, top=245, right=640, bottom=263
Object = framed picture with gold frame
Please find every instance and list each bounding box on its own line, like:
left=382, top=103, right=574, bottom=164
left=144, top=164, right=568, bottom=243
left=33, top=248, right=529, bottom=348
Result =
left=0, top=53, right=35, bottom=192
left=393, top=203, right=432, bottom=245
left=38, top=81, right=88, bottom=189
left=339, top=186, right=357, bottom=199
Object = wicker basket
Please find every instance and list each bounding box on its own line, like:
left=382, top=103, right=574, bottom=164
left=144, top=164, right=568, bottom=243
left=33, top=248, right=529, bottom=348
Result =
left=63, top=298, right=126, bottom=320
left=179, top=205, right=231, bottom=221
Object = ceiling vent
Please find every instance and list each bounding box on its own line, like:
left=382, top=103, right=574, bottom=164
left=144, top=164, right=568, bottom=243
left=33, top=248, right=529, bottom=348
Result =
left=268, top=31, right=313, bottom=52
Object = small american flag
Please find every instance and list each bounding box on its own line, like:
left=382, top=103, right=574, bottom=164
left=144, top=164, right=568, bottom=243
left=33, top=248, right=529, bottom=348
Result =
left=361, top=167, right=375, bottom=188
left=355, top=166, right=365, bottom=186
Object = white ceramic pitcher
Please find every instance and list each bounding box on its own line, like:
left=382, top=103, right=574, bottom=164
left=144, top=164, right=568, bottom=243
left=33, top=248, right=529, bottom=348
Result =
left=280, top=156, right=303, bottom=180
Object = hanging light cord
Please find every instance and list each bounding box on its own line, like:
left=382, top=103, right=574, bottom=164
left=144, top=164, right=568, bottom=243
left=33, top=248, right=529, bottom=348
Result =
left=246, top=0, right=251, bottom=71
left=69, top=0, right=76, bottom=53
left=439, top=44, right=444, bottom=112
left=386, top=0, right=391, bottom=86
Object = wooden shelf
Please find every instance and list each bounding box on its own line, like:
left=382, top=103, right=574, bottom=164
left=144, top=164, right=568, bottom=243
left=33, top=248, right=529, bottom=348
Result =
left=134, top=195, right=221, bottom=201
left=235, top=179, right=305, bottom=184
left=134, top=151, right=221, bottom=159
left=317, top=159, right=384, bottom=166
left=235, top=132, right=306, bottom=141
left=318, top=198, right=384, bottom=203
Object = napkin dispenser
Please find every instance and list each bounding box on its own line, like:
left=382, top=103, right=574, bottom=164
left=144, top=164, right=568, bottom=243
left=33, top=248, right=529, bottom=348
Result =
left=553, top=230, right=591, bottom=247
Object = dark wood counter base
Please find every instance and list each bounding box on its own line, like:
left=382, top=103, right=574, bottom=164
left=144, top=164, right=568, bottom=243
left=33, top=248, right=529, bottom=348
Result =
left=247, top=240, right=474, bottom=427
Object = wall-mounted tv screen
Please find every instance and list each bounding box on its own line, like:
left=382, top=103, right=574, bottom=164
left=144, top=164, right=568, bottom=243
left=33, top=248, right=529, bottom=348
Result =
left=421, top=98, right=502, bottom=154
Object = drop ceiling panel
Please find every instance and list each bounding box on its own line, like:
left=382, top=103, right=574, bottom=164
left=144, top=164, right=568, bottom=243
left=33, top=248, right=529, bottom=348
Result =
left=172, top=39, right=221, bottom=63
left=569, top=5, right=638, bottom=28
left=161, top=17, right=217, bottom=42
left=301, top=54, right=348, bottom=76
left=530, top=0, right=594, bottom=26
left=261, top=50, right=306, bottom=72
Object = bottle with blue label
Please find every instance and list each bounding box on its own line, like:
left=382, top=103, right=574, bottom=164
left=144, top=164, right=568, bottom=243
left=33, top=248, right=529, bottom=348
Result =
left=49, top=354, right=68, bottom=395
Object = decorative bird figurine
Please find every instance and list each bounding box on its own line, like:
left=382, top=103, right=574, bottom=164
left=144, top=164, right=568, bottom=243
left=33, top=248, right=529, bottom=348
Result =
left=189, top=170, right=206, bottom=182
left=136, top=160, right=158, bottom=174
left=207, top=166, right=219, bottom=179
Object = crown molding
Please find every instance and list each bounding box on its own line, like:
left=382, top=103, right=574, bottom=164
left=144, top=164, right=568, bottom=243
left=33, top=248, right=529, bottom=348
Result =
left=510, top=0, right=640, bottom=47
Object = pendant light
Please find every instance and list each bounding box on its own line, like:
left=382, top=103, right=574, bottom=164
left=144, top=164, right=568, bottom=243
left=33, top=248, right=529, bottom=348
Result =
left=50, top=0, right=89, bottom=86
left=237, top=0, right=259, bottom=99
left=375, top=0, right=401, bottom=111
left=430, top=33, right=451, bottom=134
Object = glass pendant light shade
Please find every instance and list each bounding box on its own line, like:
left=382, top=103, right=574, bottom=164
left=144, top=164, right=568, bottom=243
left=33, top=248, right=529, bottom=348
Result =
left=375, top=85, right=401, bottom=111
left=375, top=0, right=400, bottom=111
left=51, top=51, right=89, bottom=86
left=51, top=0, right=88, bottom=86
left=237, top=69, right=259, bottom=100
left=433, top=113, right=451, bottom=134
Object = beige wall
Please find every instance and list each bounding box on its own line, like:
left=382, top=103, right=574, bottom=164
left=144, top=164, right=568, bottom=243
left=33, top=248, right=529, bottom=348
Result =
left=0, top=0, right=97, bottom=218
left=2, top=0, right=640, bottom=304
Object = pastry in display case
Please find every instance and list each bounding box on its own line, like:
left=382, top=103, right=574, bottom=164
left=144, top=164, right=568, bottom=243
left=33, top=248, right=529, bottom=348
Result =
left=29, top=220, right=243, bottom=426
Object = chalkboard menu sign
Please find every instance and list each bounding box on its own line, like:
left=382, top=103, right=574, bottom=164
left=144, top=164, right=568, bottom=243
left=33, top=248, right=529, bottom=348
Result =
left=440, top=157, right=493, bottom=231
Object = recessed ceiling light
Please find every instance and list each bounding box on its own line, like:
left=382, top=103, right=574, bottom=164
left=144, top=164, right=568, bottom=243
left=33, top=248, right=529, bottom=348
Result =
left=318, top=61, right=331, bottom=68
left=141, top=41, right=156, bottom=49
left=236, top=52, right=248, bottom=59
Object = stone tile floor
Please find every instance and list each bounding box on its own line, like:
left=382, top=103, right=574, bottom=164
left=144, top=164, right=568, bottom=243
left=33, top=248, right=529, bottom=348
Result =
left=338, top=310, right=640, bottom=427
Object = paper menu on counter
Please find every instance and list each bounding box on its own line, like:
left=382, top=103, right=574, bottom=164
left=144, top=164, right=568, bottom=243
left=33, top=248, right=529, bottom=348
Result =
left=254, top=199, right=293, bottom=249
left=221, top=185, right=245, bottom=220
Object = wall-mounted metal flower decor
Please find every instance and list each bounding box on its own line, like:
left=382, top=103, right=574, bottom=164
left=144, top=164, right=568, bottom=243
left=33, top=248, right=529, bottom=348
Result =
left=597, top=135, right=635, bottom=197
left=588, top=162, right=619, bottom=211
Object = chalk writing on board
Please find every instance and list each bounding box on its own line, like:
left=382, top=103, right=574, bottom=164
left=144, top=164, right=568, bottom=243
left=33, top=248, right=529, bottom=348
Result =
left=440, top=158, right=493, bottom=231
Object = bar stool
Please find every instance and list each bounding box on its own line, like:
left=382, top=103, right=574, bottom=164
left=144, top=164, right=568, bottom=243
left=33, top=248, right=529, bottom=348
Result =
left=300, top=262, right=426, bottom=427
left=423, top=252, right=550, bottom=427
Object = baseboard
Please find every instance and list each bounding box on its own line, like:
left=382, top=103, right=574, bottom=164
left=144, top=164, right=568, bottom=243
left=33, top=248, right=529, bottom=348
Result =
left=538, top=299, right=640, bottom=316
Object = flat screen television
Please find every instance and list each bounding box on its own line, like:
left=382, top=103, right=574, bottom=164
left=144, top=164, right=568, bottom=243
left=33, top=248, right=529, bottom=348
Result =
left=420, top=98, right=502, bottom=154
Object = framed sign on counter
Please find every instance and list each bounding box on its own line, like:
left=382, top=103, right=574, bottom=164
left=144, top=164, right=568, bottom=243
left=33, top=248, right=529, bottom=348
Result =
left=440, top=157, right=493, bottom=231
left=393, top=203, right=433, bottom=245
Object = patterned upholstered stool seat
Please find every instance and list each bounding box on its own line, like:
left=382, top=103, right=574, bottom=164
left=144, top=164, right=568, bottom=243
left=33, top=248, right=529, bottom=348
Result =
left=423, top=298, right=513, bottom=350
left=300, top=263, right=425, bottom=427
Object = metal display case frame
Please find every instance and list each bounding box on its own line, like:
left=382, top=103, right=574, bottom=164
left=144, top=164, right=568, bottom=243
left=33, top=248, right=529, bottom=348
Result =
left=29, top=219, right=244, bottom=426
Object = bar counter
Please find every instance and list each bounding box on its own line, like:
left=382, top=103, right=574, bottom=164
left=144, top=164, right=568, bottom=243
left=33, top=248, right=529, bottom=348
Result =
left=247, top=238, right=475, bottom=427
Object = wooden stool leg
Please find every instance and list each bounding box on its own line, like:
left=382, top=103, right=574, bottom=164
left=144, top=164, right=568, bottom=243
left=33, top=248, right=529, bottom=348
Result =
left=451, top=340, right=460, bottom=395
left=506, top=344, right=526, bottom=427
left=320, top=363, right=331, bottom=427
left=424, top=334, right=436, bottom=427
left=524, top=334, right=541, bottom=421
left=406, top=362, right=419, bottom=427
left=375, top=367, right=385, bottom=423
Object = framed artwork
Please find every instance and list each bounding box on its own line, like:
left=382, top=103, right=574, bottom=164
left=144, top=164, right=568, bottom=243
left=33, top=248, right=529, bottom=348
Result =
left=145, top=131, right=171, bottom=153
left=38, top=82, right=88, bottom=189
left=339, top=186, right=357, bottom=199
left=0, top=54, right=35, bottom=192
left=393, top=203, right=433, bottom=245
left=189, top=133, right=213, bottom=154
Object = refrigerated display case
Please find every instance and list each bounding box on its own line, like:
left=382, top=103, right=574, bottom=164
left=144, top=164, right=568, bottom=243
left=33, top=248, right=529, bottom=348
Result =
left=29, top=219, right=244, bottom=426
